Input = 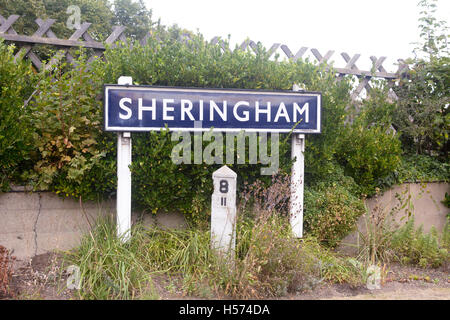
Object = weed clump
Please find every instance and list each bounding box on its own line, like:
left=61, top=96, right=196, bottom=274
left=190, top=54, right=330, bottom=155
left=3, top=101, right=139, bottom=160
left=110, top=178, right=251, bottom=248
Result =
left=0, top=245, right=14, bottom=297
left=227, top=174, right=363, bottom=298
left=357, top=189, right=449, bottom=269
left=391, top=218, right=449, bottom=268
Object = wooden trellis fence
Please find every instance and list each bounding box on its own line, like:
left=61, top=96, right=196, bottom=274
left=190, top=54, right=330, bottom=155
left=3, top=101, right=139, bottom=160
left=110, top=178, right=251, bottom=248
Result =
left=0, top=14, right=409, bottom=100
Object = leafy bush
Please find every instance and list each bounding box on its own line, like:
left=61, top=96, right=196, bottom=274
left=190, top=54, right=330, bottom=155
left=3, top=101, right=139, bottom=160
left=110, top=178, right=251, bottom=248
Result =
left=304, top=181, right=366, bottom=248
left=443, top=193, right=450, bottom=208
left=335, top=122, right=402, bottom=196
left=395, top=154, right=449, bottom=183
left=0, top=40, right=37, bottom=190
left=346, top=83, right=448, bottom=191
left=24, top=52, right=116, bottom=200
left=130, top=130, right=217, bottom=216
left=303, top=69, right=353, bottom=185
left=393, top=60, right=449, bottom=158
left=392, top=0, right=449, bottom=159
left=1, top=23, right=367, bottom=229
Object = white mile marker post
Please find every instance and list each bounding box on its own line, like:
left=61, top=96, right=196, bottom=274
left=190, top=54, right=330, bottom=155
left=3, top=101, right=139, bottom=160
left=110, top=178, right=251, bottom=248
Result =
left=116, top=76, right=133, bottom=242
left=211, top=165, right=237, bottom=260
left=290, top=84, right=305, bottom=238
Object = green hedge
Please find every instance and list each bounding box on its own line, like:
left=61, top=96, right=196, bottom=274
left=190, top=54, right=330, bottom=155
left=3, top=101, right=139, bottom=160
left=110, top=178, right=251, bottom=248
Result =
left=0, top=40, right=38, bottom=190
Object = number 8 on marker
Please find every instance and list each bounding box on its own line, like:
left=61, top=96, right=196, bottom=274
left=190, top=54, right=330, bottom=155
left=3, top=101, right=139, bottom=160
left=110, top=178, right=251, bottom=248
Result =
left=219, top=180, right=228, bottom=193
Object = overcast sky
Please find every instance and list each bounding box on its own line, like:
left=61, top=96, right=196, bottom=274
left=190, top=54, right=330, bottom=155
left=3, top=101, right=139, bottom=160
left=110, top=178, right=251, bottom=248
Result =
left=143, top=0, right=449, bottom=72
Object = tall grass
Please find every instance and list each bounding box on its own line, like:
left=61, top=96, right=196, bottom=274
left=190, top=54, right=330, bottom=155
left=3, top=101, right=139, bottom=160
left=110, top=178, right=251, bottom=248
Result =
left=357, top=192, right=397, bottom=265
left=65, top=174, right=364, bottom=299
left=64, top=218, right=156, bottom=299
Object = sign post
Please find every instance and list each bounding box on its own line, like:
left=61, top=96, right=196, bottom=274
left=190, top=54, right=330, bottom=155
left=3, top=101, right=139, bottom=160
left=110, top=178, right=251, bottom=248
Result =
left=290, top=84, right=305, bottom=238
left=116, top=76, right=133, bottom=242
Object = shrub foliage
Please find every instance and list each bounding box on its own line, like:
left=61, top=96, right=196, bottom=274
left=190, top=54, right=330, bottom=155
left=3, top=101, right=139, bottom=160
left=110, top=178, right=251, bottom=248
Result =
left=0, top=41, right=37, bottom=190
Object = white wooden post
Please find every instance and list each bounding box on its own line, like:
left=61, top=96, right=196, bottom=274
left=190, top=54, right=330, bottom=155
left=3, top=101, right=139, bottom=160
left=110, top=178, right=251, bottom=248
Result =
left=116, top=76, right=133, bottom=242
left=211, top=165, right=237, bottom=257
left=290, top=84, right=305, bottom=238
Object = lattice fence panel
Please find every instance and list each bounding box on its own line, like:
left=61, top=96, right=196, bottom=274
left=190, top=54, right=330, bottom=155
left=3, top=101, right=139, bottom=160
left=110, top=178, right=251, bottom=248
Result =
left=0, top=15, right=409, bottom=101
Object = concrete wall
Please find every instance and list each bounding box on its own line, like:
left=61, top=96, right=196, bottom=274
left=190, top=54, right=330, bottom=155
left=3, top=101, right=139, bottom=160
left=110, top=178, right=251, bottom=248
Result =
left=339, top=182, right=449, bottom=254
left=0, top=191, right=187, bottom=260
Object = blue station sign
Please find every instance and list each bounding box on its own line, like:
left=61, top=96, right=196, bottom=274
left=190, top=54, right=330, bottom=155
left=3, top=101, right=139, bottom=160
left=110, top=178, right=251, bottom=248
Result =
left=104, top=85, right=321, bottom=133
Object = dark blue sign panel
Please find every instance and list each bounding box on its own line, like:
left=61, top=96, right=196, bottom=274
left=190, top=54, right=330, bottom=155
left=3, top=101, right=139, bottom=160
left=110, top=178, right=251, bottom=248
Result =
left=104, top=85, right=321, bottom=133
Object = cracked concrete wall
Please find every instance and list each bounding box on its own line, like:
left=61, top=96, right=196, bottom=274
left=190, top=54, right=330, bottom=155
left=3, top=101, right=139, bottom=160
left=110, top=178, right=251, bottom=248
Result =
left=0, top=191, right=187, bottom=260
left=0, top=192, right=115, bottom=259
left=0, top=192, right=40, bottom=259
